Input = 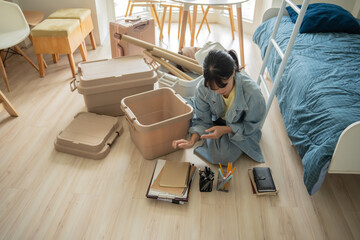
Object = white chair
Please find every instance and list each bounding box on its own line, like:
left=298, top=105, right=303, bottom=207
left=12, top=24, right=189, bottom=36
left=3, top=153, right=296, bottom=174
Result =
left=0, top=90, right=18, bottom=117
left=0, top=1, right=39, bottom=92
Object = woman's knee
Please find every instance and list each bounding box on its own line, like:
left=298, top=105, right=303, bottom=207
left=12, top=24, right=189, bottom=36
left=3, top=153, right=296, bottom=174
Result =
left=207, top=139, right=242, bottom=164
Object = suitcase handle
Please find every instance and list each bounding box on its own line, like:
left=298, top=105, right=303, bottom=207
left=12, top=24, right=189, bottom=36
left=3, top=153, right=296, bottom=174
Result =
left=125, top=16, right=141, bottom=22
left=113, top=33, right=121, bottom=40
left=117, top=43, right=124, bottom=56
left=134, top=20, right=149, bottom=32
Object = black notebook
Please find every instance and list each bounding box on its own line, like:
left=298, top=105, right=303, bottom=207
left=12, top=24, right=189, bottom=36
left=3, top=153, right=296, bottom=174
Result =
left=253, top=167, right=276, bottom=192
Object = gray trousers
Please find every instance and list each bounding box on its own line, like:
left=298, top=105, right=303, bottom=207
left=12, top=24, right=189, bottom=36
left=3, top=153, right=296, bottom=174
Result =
left=194, top=134, right=243, bottom=165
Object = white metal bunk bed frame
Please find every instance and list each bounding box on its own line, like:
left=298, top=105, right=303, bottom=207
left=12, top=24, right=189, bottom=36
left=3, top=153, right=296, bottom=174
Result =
left=256, top=0, right=360, bottom=174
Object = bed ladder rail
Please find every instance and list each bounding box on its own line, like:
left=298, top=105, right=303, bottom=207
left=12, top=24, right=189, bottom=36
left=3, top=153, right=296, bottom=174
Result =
left=257, top=0, right=310, bottom=125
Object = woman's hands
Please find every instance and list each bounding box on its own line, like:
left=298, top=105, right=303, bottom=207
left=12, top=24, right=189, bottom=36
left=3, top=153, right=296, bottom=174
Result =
left=201, top=126, right=233, bottom=139
left=173, top=126, right=233, bottom=149
left=172, top=133, right=200, bottom=149
left=172, top=139, right=194, bottom=149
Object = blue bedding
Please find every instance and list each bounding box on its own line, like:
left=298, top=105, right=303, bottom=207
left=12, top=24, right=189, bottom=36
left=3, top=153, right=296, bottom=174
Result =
left=253, top=16, right=360, bottom=195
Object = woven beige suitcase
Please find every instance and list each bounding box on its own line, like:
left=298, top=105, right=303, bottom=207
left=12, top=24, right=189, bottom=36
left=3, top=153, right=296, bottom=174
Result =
left=76, top=55, right=157, bottom=116
left=110, top=17, right=155, bottom=59
left=54, top=112, right=123, bottom=159
left=121, top=88, right=193, bottom=160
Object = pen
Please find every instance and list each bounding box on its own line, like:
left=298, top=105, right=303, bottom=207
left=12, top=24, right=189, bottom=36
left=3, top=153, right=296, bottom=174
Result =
left=201, top=181, right=211, bottom=191
left=157, top=198, right=184, bottom=205
left=218, top=168, right=224, bottom=179
left=217, top=175, right=233, bottom=190
left=225, top=167, right=236, bottom=179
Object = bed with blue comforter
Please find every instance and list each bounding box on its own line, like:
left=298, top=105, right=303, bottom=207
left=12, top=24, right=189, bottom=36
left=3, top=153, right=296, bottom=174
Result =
left=253, top=16, right=360, bottom=195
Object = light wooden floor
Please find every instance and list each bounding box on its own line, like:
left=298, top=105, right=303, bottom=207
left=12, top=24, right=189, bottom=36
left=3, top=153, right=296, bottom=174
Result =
left=0, top=23, right=360, bottom=240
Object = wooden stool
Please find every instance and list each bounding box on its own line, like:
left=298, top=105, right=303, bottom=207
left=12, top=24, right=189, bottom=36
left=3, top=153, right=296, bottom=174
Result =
left=23, top=10, right=48, bottom=68
left=31, top=19, right=87, bottom=78
left=48, top=8, right=96, bottom=50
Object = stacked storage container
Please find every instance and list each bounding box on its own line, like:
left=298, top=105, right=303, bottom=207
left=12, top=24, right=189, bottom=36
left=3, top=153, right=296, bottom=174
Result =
left=77, top=55, right=158, bottom=116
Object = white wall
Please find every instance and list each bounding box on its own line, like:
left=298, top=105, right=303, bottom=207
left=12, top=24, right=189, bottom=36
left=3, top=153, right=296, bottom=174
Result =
left=94, top=0, right=109, bottom=44
left=17, top=0, right=113, bottom=45
left=354, top=0, right=360, bottom=17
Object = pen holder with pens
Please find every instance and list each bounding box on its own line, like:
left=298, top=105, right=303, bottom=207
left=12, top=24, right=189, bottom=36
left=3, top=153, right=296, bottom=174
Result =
left=216, top=163, right=235, bottom=192
left=216, top=171, right=232, bottom=192
left=199, top=167, right=214, bottom=192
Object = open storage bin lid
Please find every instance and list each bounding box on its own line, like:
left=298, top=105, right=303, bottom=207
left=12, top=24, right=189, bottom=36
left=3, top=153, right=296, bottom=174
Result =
left=54, top=112, right=122, bottom=159
left=77, top=55, right=157, bottom=94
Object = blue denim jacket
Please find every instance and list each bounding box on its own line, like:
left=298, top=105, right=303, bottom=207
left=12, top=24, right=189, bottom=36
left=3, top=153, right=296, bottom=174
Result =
left=189, top=71, right=266, bottom=162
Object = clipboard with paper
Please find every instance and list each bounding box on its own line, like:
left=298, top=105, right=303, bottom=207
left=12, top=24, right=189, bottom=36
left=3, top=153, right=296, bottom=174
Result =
left=146, top=159, right=196, bottom=204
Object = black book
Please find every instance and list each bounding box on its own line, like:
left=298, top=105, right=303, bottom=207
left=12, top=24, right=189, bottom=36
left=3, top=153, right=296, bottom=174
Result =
left=253, top=167, right=276, bottom=192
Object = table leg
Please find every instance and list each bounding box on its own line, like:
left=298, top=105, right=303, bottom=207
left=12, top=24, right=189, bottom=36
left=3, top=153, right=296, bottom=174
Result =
left=168, top=6, right=172, bottom=36
left=151, top=4, right=161, bottom=28
left=190, top=5, right=197, bottom=47
left=79, top=41, right=88, bottom=62
left=37, top=54, right=45, bottom=77
left=236, top=4, right=245, bottom=68
left=159, top=5, right=168, bottom=40
left=196, top=6, right=210, bottom=39
left=178, top=8, right=182, bottom=39
left=67, top=54, right=76, bottom=78
left=178, top=4, right=190, bottom=52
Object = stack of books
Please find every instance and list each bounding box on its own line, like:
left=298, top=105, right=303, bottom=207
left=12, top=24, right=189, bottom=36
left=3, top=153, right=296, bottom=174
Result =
left=146, top=159, right=196, bottom=204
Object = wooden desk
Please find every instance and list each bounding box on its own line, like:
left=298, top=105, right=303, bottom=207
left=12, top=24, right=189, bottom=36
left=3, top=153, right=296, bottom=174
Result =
left=171, top=0, right=248, bottom=67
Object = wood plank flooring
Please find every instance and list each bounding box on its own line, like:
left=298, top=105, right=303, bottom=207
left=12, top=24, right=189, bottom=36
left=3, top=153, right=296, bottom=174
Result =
left=0, top=23, right=359, bottom=240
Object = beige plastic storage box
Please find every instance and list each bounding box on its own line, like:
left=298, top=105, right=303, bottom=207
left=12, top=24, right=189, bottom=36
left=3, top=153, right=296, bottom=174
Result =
left=121, top=88, right=193, bottom=160
left=77, top=55, right=158, bottom=116
left=54, top=112, right=123, bottom=159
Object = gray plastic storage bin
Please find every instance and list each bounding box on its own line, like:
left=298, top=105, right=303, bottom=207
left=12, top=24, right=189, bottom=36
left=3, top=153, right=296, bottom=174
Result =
left=77, top=55, right=158, bottom=116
